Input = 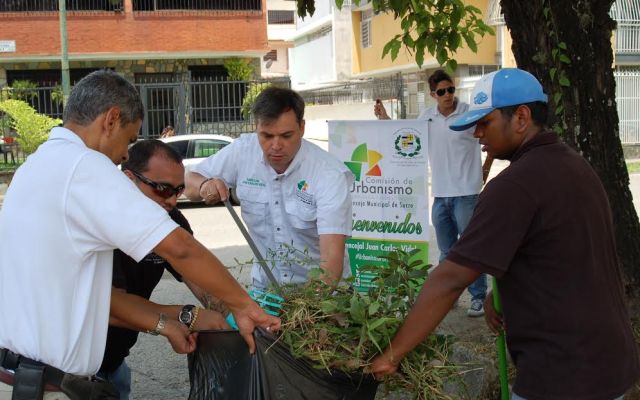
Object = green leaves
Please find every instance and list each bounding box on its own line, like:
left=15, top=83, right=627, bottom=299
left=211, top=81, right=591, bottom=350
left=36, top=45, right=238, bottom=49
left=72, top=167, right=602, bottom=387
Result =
left=277, top=248, right=449, bottom=397
left=349, top=295, right=366, bottom=323
left=295, top=0, right=494, bottom=69
left=559, top=54, right=571, bottom=64
left=541, top=0, right=571, bottom=133
left=296, top=0, right=315, bottom=18
left=382, top=37, right=402, bottom=61
left=0, top=100, right=60, bottom=155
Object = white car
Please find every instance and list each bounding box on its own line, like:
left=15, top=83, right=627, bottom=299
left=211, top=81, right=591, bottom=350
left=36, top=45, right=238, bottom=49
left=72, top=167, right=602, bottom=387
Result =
left=159, top=134, right=239, bottom=204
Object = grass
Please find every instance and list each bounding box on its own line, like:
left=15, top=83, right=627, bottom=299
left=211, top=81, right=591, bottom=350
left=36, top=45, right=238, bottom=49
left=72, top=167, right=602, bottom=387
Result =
left=0, top=161, right=22, bottom=172
left=628, top=162, right=640, bottom=175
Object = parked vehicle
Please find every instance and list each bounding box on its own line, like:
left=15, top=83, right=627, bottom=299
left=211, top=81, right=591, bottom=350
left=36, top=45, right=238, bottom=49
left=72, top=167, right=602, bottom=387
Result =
left=160, top=134, right=240, bottom=204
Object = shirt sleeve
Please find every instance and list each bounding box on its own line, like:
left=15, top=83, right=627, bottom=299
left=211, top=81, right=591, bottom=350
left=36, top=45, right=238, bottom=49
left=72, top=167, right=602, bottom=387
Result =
left=191, top=138, right=240, bottom=188
left=447, top=177, right=538, bottom=278
left=66, top=153, right=179, bottom=263
left=315, top=169, right=354, bottom=236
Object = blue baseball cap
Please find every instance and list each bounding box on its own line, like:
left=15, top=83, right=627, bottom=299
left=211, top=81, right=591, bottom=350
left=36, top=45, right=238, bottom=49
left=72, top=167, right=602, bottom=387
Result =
left=449, top=68, right=548, bottom=131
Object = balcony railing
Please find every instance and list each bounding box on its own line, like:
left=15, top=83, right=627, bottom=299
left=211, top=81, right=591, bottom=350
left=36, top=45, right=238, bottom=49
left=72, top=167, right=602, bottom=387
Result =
left=0, top=0, right=262, bottom=13
left=132, top=0, right=261, bottom=12
left=0, top=0, right=122, bottom=12
left=268, top=10, right=294, bottom=24
left=486, top=0, right=504, bottom=26
left=616, top=24, right=640, bottom=54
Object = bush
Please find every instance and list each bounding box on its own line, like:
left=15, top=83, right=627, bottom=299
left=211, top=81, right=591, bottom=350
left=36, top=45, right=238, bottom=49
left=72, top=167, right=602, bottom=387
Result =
left=241, top=82, right=272, bottom=120
left=223, top=58, right=254, bottom=81
left=0, top=100, right=61, bottom=155
left=6, top=80, right=39, bottom=101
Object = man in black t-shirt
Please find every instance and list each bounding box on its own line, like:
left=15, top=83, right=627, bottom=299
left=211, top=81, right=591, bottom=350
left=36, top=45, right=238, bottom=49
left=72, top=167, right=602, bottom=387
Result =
left=370, top=69, right=639, bottom=400
left=98, top=140, right=229, bottom=399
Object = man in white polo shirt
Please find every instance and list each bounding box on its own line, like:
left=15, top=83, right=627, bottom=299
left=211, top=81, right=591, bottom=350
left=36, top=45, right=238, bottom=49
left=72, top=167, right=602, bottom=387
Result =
left=0, top=70, right=279, bottom=399
left=185, top=87, right=353, bottom=289
left=375, top=69, right=488, bottom=317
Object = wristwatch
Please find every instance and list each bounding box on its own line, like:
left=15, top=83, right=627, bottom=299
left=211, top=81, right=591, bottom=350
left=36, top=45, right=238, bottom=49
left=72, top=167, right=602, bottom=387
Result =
left=179, top=304, right=196, bottom=327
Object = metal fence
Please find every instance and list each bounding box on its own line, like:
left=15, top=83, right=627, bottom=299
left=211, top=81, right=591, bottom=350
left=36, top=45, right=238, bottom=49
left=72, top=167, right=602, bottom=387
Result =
left=0, top=77, right=291, bottom=164
left=298, top=75, right=405, bottom=116
left=132, top=0, right=261, bottom=12
left=0, top=0, right=262, bottom=13
left=615, top=68, right=640, bottom=144
left=616, top=25, right=640, bottom=54
left=135, top=77, right=290, bottom=138
left=1, top=69, right=637, bottom=163
left=0, top=0, right=122, bottom=12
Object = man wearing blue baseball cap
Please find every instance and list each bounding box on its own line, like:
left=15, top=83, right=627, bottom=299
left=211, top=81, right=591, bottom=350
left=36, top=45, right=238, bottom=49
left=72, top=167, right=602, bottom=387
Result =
left=370, top=68, right=639, bottom=399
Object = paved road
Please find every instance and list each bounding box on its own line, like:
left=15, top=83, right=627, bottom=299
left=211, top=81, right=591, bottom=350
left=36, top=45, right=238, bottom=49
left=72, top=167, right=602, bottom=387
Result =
left=126, top=167, right=640, bottom=400
left=1, top=164, right=639, bottom=399
left=126, top=200, right=439, bottom=400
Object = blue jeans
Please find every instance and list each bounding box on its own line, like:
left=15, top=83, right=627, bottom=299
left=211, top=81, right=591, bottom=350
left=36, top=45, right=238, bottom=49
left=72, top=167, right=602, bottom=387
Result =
left=432, top=195, right=487, bottom=301
left=513, top=393, right=623, bottom=400
left=97, top=360, right=131, bottom=400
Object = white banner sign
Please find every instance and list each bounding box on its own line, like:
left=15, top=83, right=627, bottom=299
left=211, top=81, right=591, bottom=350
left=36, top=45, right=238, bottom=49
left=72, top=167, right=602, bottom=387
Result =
left=329, top=120, right=429, bottom=290
left=0, top=41, right=16, bottom=53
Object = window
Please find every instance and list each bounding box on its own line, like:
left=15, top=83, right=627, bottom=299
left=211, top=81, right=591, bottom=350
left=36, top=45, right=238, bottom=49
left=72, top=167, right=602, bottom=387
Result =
left=189, top=66, right=244, bottom=123
left=263, top=50, right=278, bottom=62
left=165, top=140, right=188, bottom=158
left=192, top=139, right=229, bottom=158
left=268, top=10, right=294, bottom=24
left=361, top=9, right=373, bottom=49
left=133, top=0, right=261, bottom=11
left=468, top=65, right=499, bottom=76
left=0, top=0, right=122, bottom=12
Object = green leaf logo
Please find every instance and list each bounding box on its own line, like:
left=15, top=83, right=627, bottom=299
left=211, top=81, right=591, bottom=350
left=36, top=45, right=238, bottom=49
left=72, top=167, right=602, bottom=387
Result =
left=344, top=143, right=383, bottom=181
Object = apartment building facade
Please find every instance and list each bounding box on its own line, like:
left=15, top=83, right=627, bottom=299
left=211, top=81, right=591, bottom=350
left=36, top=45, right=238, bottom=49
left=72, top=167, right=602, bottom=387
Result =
left=288, top=0, right=639, bottom=144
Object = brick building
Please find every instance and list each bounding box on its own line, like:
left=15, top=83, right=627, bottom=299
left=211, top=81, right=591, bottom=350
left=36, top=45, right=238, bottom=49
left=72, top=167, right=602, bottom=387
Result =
left=0, top=0, right=276, bottom=137
left=0, top=0, right=268, bottom=85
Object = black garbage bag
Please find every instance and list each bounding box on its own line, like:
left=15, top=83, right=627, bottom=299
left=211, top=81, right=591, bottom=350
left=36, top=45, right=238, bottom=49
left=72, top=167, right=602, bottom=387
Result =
left=188, top=328, right=379, bottom=400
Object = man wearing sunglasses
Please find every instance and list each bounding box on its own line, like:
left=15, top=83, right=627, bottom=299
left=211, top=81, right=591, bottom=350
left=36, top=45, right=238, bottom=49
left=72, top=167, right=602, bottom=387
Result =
left=97, top=140, right=230, bottom=399
left=374, top=69, right=488, bottom=317
left=0, top=70, right=279, bottom=399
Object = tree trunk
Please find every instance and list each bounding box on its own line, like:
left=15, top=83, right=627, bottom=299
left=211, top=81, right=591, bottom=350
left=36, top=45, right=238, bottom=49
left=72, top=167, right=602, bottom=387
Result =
left=500, top=0, right=640, bottom=297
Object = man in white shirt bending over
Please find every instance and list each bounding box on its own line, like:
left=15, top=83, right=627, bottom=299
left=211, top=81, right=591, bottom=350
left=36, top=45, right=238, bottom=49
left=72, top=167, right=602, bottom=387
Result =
left=185, top=87, right=354, bottom=290
left=0, top=69, right=278, bottom=400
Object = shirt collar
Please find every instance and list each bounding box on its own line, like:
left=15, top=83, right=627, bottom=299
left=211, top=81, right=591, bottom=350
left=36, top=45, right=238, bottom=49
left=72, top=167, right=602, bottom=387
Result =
left=49, top=126, right=87, bottom=147
left=430, top=99, right=466, bottom=118
left=510, top=131, right=559, bottom=162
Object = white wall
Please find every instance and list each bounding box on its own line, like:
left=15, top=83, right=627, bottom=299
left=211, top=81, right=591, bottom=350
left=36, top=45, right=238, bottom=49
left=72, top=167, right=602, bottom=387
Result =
left=303, top=102, right=382, bottom=143
left=261, top=45, right=290, bottom=78
left=289, top=31, right=334, bottom=88
left=296, top=0, right=332, bottom=29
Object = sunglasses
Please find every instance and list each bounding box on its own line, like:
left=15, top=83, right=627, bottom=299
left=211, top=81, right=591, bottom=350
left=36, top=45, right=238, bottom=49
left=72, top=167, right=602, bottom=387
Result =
left=129, top=169, right=185, bottom=199
left=434, top=86, right=456, bottom=97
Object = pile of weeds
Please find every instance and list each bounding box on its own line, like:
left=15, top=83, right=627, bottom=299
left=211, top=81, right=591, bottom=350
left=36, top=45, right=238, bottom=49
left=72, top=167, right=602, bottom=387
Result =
left=276, top=249, right=459, bottom=399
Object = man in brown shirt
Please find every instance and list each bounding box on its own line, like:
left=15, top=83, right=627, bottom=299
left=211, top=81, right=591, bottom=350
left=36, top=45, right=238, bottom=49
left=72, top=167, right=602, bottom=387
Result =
left=370, top=68, right=639, bottom=399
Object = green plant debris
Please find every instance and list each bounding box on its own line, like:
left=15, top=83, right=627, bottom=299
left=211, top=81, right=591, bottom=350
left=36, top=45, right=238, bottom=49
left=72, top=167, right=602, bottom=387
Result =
left=276, top=249, right=459, bottom=399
